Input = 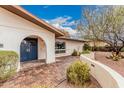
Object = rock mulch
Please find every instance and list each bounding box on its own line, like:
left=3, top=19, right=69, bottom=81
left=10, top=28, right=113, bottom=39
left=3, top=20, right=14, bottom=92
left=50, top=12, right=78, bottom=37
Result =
left=0, top=56, right=100, bottom=88
left=95, top=52, right=124, bottom=77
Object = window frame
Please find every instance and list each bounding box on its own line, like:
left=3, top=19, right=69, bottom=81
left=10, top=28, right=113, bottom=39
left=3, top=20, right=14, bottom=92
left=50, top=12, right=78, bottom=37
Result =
left=55, top=41, right=66, bottom=54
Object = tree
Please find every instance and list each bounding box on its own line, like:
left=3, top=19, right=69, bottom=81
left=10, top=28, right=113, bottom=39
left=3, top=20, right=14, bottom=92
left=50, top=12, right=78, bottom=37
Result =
left=80, top=6, right=124, bottom=59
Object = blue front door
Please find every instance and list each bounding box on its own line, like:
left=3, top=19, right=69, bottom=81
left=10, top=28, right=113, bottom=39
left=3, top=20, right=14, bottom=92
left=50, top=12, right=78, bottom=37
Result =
left=20, top=38, right=38, bottom=62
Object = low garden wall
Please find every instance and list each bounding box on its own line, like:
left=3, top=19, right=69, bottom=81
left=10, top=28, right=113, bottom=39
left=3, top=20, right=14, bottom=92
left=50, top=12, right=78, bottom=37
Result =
left=80, top=55, right=124, bottom=88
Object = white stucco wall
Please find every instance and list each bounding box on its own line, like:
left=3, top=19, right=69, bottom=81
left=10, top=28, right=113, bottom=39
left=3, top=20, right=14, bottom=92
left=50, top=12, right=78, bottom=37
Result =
left=80, top=55, right=124, bottom=88
left=55, top=39, right=84, bottom=57
left=38, top=37, right=46, bottom=60
left=0, top=7, right=55, bottom=67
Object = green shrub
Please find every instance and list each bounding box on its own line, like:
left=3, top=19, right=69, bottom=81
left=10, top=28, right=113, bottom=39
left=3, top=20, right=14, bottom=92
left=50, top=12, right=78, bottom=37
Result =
left=66, top=61, right=90, bottom=86
left=121, top=48, right=124, bottom=52
left=83, top=43, right=91, bottom=51
left=0, top=51, right=18, bottom=81
left=72, top=49, right=78, bottom=56
left=82, top=50, right=90, bottom=54
left=79, top=52, right=82, bottom=56
left=109, top=55, right=121, bottom=61
left=106, top=52, right=122, bottom=61
left=112, top=56, right=120, bottom=61
left=92, top=46, right=113, bottom=52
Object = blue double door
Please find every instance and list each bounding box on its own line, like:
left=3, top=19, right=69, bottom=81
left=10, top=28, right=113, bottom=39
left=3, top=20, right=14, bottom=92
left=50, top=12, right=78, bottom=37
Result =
left=20, top=38, right=38, bottom=62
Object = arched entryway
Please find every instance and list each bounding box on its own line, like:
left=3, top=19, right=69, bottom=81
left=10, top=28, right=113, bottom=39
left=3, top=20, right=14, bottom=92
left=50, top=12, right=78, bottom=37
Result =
left=20, top=35, right=46, bottom=63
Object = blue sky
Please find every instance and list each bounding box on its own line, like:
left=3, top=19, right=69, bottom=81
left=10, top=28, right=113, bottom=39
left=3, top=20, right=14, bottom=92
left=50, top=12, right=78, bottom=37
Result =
left=21, top=5, right=81, bottom=20
left=21, top=5, right=98, bottom=35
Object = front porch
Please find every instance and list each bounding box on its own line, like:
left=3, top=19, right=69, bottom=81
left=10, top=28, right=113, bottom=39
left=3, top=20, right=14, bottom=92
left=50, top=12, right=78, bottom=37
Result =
left=20, top=59, right=46, bottom=70
left=18, top=34, right=56, bottom=71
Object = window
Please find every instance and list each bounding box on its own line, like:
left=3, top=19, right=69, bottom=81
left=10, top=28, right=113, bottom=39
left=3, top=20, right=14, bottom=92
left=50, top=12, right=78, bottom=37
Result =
left=55, top=41, right=66, bottom=53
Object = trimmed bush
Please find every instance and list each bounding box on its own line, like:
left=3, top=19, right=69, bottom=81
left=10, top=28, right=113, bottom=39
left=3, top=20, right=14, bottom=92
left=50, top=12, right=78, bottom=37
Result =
left=72, top=49, right=78, bottom=56
left=121, top=48, right=124, bottom=52
left=83, top=43, right=91, bottom=51
left=66, top=61, right=90, bottom=85
left=79, top=52, right=82, bottom=56
left=82, top=50, right=90, bottom=54
left=0, top=51, right=18, bottom=81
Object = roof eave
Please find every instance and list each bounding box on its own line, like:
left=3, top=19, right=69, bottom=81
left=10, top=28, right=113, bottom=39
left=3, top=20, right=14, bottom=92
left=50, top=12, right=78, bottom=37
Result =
left=0, top=5, right=64, bottom=37
left=56, top=37, right=88, bottom=42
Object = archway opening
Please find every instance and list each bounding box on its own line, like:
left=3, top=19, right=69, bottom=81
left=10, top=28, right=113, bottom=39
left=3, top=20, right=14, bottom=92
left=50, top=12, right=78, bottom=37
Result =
left=20, top=35, right=46, bottom=63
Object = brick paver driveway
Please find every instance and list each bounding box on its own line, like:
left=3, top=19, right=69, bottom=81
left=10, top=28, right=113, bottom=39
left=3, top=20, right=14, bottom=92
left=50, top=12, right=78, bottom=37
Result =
left=0, top=56, right=99, bottom=88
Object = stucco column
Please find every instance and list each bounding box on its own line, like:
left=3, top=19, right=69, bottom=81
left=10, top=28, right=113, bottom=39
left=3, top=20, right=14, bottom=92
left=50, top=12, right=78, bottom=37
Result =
left=46, top=37, right=55, bottom=64
left=16, top=46, right=21, bottom=72
left=46, top=50, right=55, bottom=64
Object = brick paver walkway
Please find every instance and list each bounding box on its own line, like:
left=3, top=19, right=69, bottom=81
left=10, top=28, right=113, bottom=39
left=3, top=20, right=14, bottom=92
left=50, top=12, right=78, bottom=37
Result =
left=0, top=56, right=99, bottom=88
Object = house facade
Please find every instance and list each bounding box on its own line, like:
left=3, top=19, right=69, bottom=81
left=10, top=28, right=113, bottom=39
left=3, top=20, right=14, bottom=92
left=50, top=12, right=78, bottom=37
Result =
left=0, top=5, right=85, bottom=70
left=87, top=40, right=108, bottom=47
left=55, top=37, right=85, bottom=57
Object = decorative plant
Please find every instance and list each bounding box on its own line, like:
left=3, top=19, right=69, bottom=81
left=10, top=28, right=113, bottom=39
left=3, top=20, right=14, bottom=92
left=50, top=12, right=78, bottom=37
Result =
left=0, top=51, right=18, bottom=81
left=107, top=52, right=122, bottom=61
left=83, top=43, right=91, bottom=51
left=72, top=49, right=78, bottom=56
left=66, top=61, right=90, bottom=86
left=82, top=50, right=90, bottom=54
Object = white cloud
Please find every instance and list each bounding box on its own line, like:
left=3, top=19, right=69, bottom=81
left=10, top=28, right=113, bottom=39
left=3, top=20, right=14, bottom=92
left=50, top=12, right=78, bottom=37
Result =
left=63, top=20, right=75, bottom=26
left=43, top=16, right=77, bottom=35
left=43, top=19, right=50, bottom=23
left=50, top=22, right=77, bottom=35
left=49, top=16, right=72, bottom=25
left=59, top=25, right=77, bottom=35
